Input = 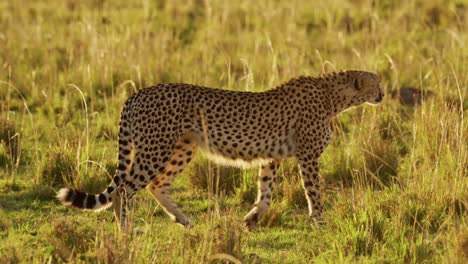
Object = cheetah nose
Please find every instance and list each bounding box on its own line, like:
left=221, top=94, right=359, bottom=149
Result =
left=375, top=93, right=383, bottom=103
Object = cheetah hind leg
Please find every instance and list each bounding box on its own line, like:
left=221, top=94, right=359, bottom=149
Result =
left=111, top=159, right=153, bottom=234
left=243, top=160, right=281, bottom=230
left=113, top=147, right=179, bottom=233
left=110, top=187, right=130, bottom=233
left=147, top=136, right=197, bottom=228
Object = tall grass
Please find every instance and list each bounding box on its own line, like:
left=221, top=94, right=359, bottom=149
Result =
left=0, top=0, right=466, bottom=262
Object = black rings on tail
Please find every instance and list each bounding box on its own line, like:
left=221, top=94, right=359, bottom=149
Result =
left=57, top=188, right=113, bottom=211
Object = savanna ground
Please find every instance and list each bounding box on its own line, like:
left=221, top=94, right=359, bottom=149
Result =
left=0, top=0, right=467, bottom=263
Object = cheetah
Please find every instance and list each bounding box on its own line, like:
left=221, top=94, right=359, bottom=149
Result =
left=58, top=70, right=383, bottom=232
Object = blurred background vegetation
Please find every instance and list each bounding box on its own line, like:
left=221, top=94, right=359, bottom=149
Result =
left=0, top=0, right=467, bottom=262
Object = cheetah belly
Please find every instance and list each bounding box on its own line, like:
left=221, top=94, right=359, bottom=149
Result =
left=190, top=132, right=295, bottom=168
left=200, top=149, right=274, bottom=168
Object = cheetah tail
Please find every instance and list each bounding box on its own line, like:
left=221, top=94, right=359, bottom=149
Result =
left=57, top=187, right=114, bottom=211
left=57, top=93, right=135, bottom=211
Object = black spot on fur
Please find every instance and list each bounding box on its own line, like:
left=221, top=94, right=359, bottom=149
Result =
left=114, top=176, right=121, bottom=185
left=117, top=164, right=126, bottom=171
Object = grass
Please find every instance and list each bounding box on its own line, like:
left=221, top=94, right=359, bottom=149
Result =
left=0, top=0, right=467, bottom=262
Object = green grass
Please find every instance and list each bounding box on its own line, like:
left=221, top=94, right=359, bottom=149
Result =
left=0, top=0, right=467, bottom=262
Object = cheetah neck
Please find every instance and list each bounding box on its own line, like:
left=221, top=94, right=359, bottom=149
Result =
left=280, top=72, right=363, bottom=117
left=316, top=76, right=358, bottom=117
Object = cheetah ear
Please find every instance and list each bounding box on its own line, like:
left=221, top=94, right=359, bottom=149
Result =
left=353, top=73, right=366, bottom=90
left=353, top=76, right=361, bottom=90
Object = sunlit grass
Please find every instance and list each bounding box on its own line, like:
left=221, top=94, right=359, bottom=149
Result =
left=0, top=0, right=466, bottom=262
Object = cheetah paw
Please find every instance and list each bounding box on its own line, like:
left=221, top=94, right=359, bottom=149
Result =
left=243, top=213, right=259, bottom=231
left=133, top=227, right=144, bottom=235
left=311, top=216, right=325, bottom=226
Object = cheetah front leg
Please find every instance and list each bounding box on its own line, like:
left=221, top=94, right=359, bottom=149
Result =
left=297, top=157, right=324, bottom=223
left=243, top=160, right=281, bottom=230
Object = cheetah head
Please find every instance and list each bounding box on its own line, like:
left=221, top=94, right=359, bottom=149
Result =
left=351, top=71, right=383, bottom=105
